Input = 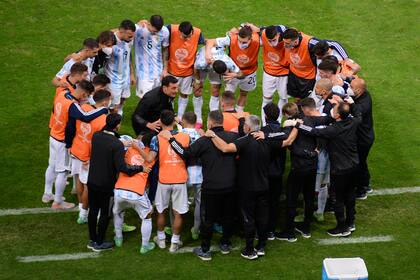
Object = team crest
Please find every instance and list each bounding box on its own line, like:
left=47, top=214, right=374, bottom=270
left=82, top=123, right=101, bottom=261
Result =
left=267, top=52, right=280, bottom=62
left=175, top=48, right=189, bottom=62
left=290, top=53, right=301, bottom=64
left=131, top=154, right=144, bottom=165
left=80, top=123, right=92, bottom=143
left=236, top=54, right=249, bottom=65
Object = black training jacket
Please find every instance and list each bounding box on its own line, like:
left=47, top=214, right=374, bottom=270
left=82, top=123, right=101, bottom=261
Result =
left=355, top=91, right=375, bottom=146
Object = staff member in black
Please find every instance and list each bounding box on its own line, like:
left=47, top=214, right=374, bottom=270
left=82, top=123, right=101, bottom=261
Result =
left=131, top=75, right=178, bottom=135
left=297, top=97, right=361, bottom=237
left=159, top=111, right=238, bottom=261
left=87, top=113, right=149, bottom=251
left=208, top=115, right=297, bottom=260
left=350, top=78, right=375, bottom=199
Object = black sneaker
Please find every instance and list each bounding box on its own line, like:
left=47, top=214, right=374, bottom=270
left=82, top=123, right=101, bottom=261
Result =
left=267, top=232, right=275, bottom=241
left=241, top=248, right=258, bottom=260
left=275, top=231, right=297, bottom=242
left=256, top=247, right=265, bottom=256
left=219, top=243, right=231, bottom=255
left=193, top=247, right=212, bottom=261
left=92, top=241, right=114, bottom=252
left=87, top=240, right=96, bottom=250
left=295, top=223, right=311, bottom=239
left=347, top=224, right=356, bottom=232
left=327, top=227, right=351, bottom=237
left=356, top=192, right=367, bottom=200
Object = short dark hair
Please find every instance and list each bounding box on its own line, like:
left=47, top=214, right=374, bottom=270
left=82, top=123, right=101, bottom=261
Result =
left=283, top=28, right=299, bottom=40
left=78, top=80, right=95, bottom=94
left=323, top=55, right=339, bottom=64
left=150, top=15, right=164, bottom=31
left=97, top=30, right=115, bottom=45
left=179, top=21, right=193, bottom=35
left=299, top=97, right=316, bottom=109
left=93, top=89, right=111, bottom=102
left=160, top=110, right=175, bottom=126
left=221, top=91, right=236, bottom=105
left=263, top=102, right=280, bottom=122
left=238, top=26, right=252, bottom=39
left=162, top=75, right=178, bottom=87
left=83, top=38, right=99, bottom=50
left=312, top=41, right=329, bottom=57
left=265, top=25, right=278, bottom=40
left=70, top=62, right=88, bottom=75
left=182, top=112, right=197, bottom=125
left=208, top=110, right=224, bottom=125
left=282, top=102, right=299, bottom=117
left=105, top=113, right=122, bottom=131
left=119, top=19, right=136, bottom=32
left=337, top=102, right=350, bottom=119
left=92, top=74, right=110, bottom=87
left=318, top=59, right=338, bottom=74
left=212, top=60, right=227, bottom=74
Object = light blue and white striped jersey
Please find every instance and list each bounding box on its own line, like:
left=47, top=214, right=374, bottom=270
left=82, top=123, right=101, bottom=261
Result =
left=104, top=33, right=133, bottom=89
left=181, top=127, right=203, bottom=185
left=56, top=57, right=95, bottom=81
left=194, top=46, right=240, bottom=73
left=134, top=24, right=169, bottom=81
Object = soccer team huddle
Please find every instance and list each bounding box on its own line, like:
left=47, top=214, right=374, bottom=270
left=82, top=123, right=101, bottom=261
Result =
left=43, top=14, right=375, bottom=260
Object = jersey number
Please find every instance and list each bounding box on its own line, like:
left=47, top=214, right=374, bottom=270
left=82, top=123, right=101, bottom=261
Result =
left=147, top=40, right=153, bottom=49
left=247, top=76, right=256, bottom=85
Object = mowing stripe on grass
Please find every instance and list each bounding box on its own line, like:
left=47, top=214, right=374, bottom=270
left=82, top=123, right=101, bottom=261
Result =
left=175, top=246, right=240, bottom=254
left=17, top=252, right=100, bottom=263
left=317, top=235, right=394, bottom=245
left=0, top=207, right=78, bottom=216
left=369, top=186, right=420, bottom=196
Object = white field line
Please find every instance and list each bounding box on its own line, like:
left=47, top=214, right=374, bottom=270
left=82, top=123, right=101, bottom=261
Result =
left=0, top=207, right=78, bottom=217
left=16, top=252, right=100, bottom=263
left=369, top=186, right=420, bottom=196
left=317, top=235, right=394, bottom=246
left=176, top=246, right=240, bottom=254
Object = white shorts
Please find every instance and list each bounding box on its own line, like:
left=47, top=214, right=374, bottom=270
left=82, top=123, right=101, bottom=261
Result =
left=136, top=78, right=161, bottom=98
left=198, top=69, right=222, bottom=85
left=173, top=75, right=193, bottom=95
left=154, top=182, right=188, bottom=214
left=109, top=84, right=131, bottom=106
left=70, top=156, right=89, bottom=184
left=48, top=137, right=70, bottom=173
left=262, top=72, right=288, bottom=99
left=225, top=72, right=257, bottom=92
left=113, top=191, right=152, bottom=219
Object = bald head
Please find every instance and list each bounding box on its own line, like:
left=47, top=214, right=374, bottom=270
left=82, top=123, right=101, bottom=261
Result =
left=351, top=78, right=367, bottom=98
left=315, top=78, right=333, bottom=99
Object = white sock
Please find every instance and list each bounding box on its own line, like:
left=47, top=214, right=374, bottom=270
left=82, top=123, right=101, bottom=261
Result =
left=171, top=234, right=180, bottom=244
left=317, top=185, right=329, bottom=214
left=113, top=211, right=124, bottom=238
left=193, top=96, right=203, bottom=124
left=177, top=96, right=189, bottom=118
left=78, top=203, right=83, bottom=211
left=44, top=165, right=56, bottom=195
left=235, top=105, right=244, bottom=112
left=118, top=106, right=123, bottom=116
left=141, top=218, right=152, bottom=246
left=157, top=230, right=166, bottom=240
left=261, top=97, right=272, bottom=126
left=209, top=96, right=220, bottom=111
left=72, top=175, right=77, bottom=191
left=278, top=98, right=288, bottom=122
left=79, top=208, right=88, bottom=218
left=54, top=172, right=67, bottom=203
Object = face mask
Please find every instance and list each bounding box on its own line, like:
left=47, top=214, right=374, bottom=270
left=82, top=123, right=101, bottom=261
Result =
left=238, top=40, right=250, bottom=49
left=102, top=47, right=113, bottom=56
left=347, top=87, right=355, bottom=96
left=88, top=96, right=96, bottom=105
left=268, top=39, right=279, bottom=47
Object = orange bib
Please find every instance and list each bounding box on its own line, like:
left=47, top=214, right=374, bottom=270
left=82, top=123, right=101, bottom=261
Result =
left=50, top=90, right=76, bottom=141
left=228, top=33, right=260, bottom=75
left=222, top=111, right=250, bottom=133
left=261, top=30, right=289, bottom=76
left=286, top=33, right=316, bottom=79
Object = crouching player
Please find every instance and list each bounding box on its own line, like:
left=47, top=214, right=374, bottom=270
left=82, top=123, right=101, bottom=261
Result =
left=113, top=133, right=155, bottom=254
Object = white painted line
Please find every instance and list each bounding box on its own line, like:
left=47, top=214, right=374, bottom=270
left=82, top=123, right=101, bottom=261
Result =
left=17, top=252, right=100, bottom=263
left=0, top=207, right=78, bottom=217
left=317, top=235, right=394, bottom=246
left=175, top=246, right=240, bottom=254
left=369, top=186, right=420, bottom=196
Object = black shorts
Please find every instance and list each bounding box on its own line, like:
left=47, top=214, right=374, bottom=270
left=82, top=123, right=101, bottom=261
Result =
left=287, top=71, right=315, bottom=99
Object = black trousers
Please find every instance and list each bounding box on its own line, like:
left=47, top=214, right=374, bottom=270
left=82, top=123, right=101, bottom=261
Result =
left=357, top=143, right=373, bottom=194
left=240, top=190, right=270, bottom=250
left=287, top=71, right=316, bottom=99
left=331, top=170, right=358, bottom=229
left=285, top=170, right=316, bottom=233
left=267, top=175, right=283, bottom=233
left=200, top=191, right=235, bottom=252
left=88, top=186, right=114, bottom=245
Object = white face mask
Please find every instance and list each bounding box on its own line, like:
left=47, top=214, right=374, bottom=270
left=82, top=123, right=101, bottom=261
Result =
left=347, top=87, right=355, bottom=96
left=238, top=40, right=250, bottom=49
left=268, top=39, right=279, bottom=47
left=102, top=47, right=113, bottom=56
left=88, top=95, right=96, bottom=105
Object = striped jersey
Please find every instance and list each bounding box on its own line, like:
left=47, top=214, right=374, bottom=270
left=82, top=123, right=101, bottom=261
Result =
left=194, top=46, right=240, bottom=73
left=104, top=33, right=133, bottom=89
left=134, top=24, right=170, bottom=81
left=56, top=57, right=95, bottom=81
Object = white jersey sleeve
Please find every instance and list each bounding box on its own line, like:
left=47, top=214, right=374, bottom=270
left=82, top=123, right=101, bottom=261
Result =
left=194, top=46, right=207, bottom=70
left=215, top=35, right=231, bottom=48
left=56, top=59, right=75, bottom=79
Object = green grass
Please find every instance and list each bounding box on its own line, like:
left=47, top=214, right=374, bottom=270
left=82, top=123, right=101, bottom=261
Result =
left=0, top=0, right=419, bottom=279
